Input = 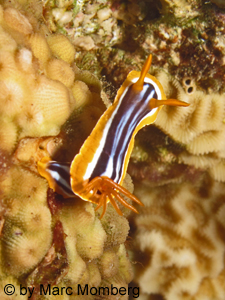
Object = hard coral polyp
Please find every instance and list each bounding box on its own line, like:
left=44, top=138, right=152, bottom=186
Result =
left=2, top=220, right=52, bottom=276
left=63, top=234, right=87, bottom=285
left=76, top=219, right=107, bottom=260
left=31, top=76, right=71, bottom=135
left=99, top=250, right=119, bottom=279
left=0, top=26, right=17, bottom=52
left=71, top=80, right=93, bottom=110
left=0, top=79, right=25, bottom=117
left=47, top=34, right=75, bottom=64
left=12, top=201, right=52, bottom=232
left=74, top=67, right=102, bottom=94
left=29, top=33, right=51, bottom=64
left=46, top=58, right=75, bottom=87
left=17, top=103, right=44, bottom=138
left=0, top=118, right=17, bottom=152
left=3, top=7, right=33, bottom=35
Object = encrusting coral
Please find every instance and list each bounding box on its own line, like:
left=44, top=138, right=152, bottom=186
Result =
left=128, top=70, right=225, bottom=299
left=0, top=0, right=135, bottom=298
left=47, top=34, right=76, bottom=65
left=154, top=70, right=225, bottom=183
left=133, top=177, right=225, bottom=300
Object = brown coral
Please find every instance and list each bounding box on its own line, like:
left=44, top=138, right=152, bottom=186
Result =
left=133, top=178, right=225, bottom=300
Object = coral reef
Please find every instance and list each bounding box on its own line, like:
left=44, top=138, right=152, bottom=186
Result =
left=154, top=71, right=225, bottom=183
left=132, top=177, right=225, bottom=300
left=41, top=0, right=225, bottom=299
left=1, top=0, right=225, bottom=299
left=128, top=70, right=225, bottom=299
left=0, top=0, right=134, bottom=298
left=48, top=0, right=225, bottom=95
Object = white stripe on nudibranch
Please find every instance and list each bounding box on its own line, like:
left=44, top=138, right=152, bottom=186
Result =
left=83, top=84, right=130, bottom=181
left=50, top=170, right=60, bottom=181
left=50, top=169, right=70, bottom=189
left=113, top=91, right=158, bottom=184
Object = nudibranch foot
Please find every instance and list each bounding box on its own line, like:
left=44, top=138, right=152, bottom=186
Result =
left=83, top=176, right=144, bottom=219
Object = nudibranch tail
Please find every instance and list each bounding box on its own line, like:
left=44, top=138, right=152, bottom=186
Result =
left=132, top=54, right=152, bottom=91
left=82, top=176, right=144, bottom=219
left=37, top=156, right=54, bottom=188
left=38, top=157, right=75, bottom=198
left=149, top=98, right=190, bottom=110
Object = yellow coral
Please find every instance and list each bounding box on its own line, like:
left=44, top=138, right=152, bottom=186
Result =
left=11, top=201, right=52, bottom=232
left=0, top=118, right=17, bottom=152
left=3, top=7, right=33, bottom=35
left=154, top=71, right=225, bottom=184
left=117, top=244, right=133, bottom=283
left=74, top=66, right=102, bottom=93
left=0, top=5, right=3, bottom=23
left=29, top=33, right=52, bottom=64
left=76, top=219, right=107, bottom=260
left=16, top=47, right=34, bottom=73
left=63, top=234, right=87, bottom=285
left=0, top=25, right=17, bottom=52
left=2, top=219, right=52, bottom=276
left=0, top=80, right=24, bottom=117
left=16, top=103, right=44, bottom=138
left=0, top=50, right=18, bottom=78
left=101, top=205, right=130, bottom=247
left=155, top=73, right=225, bottom=147
left=71, top=80, right=93, bottom=110
left=86, top=261, right=102, bottom=288
left=46, top=58, right=75, bottom=87
left=1, top=166, right=48, bottom=206
left=29, top=76, right=71, bottom=135
left=210, top=160, right=225, bottom=182
left=187, top=129, right=225, bottom=155
left=60, top=199, right=107, bottom=260
left=0, top=276, right=25, bottom=300
left=99, top=250, right=119, bottom=278
left=47, top=34, right=75, bottom=64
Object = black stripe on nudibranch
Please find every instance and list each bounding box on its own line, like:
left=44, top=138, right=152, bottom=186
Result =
left=47, top=162, right=75, bottom=197
left=89, top=82, right=159, bottom=183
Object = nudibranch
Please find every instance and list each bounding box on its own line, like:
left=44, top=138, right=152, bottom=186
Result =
left=38, top=54, right=189, bottom=218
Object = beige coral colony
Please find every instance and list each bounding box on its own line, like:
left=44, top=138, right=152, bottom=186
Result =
left=1, top=0, right=225, bottom=300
